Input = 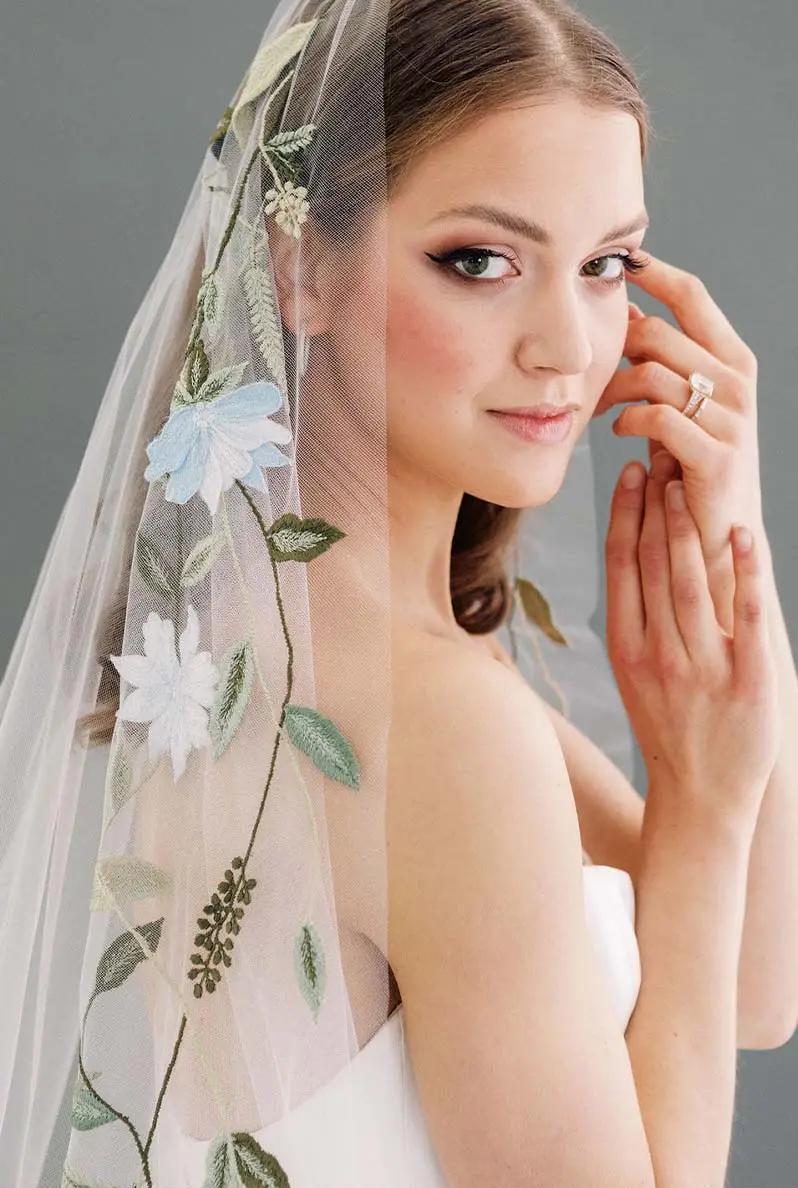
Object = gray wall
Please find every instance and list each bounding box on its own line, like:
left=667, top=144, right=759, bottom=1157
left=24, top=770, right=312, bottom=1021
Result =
left=0, top=1, right=795, bottom=1184
left=582, top=3, right=798, bottom=1186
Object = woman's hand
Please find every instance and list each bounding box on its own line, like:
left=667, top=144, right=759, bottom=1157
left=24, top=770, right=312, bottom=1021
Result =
left=594, top=254, right=765, bottom=633
left=605, top=456, right=780, bottom=829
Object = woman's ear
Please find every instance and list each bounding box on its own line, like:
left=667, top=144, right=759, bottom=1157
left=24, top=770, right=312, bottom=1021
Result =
left=267, top=214, right=330, bottom=338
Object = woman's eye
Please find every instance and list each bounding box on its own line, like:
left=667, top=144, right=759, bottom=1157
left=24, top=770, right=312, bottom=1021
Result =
left=581, top=250, right=651, bottom=289
left=426, top=246, right=651, bottom=290
left=426, top=247, right=517, bottom=283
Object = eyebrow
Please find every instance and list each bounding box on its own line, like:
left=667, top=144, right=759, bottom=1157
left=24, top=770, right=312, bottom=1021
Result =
left=427, top=203, right=650, bottom=246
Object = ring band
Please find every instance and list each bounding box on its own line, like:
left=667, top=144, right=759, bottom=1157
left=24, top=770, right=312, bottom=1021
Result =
left=683, top=370, right=715, bottom=421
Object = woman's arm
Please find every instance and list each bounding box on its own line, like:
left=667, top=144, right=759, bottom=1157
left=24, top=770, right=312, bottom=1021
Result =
left=731, top=522, right=798, bottom=1046
left=486, top=628, right=797, bottom=1049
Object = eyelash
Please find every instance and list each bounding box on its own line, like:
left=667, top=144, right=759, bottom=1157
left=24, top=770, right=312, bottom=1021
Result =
left=426, top=246, right=651, bottom=290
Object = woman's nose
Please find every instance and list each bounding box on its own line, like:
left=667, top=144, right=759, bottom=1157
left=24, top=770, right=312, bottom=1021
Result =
left=515, top=283, right=593, bottom=377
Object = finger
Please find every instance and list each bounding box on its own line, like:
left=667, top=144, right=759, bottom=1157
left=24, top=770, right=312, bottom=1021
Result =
left=663, top=479, right=723, bottom=667
left=730, top=525, right=769, bottom=691
left=613, top=401, right=726, bottom=476
left=601, top=360, right=738, bottom=441
left=624, top=253, right=758, bottom=375
left=638, top=463, right=686, bottom=658
left=647, top=438, right=679, bottom=472
left=624, top=311, right=722, bottom=382
left=606, top=462, right=647, bottom=652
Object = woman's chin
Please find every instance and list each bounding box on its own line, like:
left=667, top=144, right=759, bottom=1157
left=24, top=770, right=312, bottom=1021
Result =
left=472, top=466, right=569, bottom=511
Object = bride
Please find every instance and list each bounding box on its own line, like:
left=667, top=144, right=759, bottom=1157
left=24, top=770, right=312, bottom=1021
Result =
left=1, top=0, right=794, bottom=1185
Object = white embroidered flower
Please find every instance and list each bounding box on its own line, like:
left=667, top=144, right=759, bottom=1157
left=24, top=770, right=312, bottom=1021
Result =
left=110, top=605, right=219, bottom=783
left=263, top=179, right=310, bottom=238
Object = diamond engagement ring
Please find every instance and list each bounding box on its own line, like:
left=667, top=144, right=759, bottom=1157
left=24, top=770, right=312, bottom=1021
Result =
left=682, top=370, right=715, bottom=422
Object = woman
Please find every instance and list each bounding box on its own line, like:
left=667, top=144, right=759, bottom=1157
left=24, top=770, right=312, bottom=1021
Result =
left=0, top=0, right=789, bottom=1185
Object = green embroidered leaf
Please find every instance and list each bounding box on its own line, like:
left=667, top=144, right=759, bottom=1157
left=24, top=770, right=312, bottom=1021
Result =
left=171, top=378, right=194, bottom=409
left=266, top=513, right=346, bottom=563
left=209, top=639, right=255, bottom=759
left=61, top=1164, right=128, bottom=1188
left=90, top=855, right=172, bottom=912
left=183, top=337, right=211, bottom=397
left=180, top=533, right=226, bottom=588
left=69, top=1068, right=117, bottom=1132
left=200, top=272, right=222, bottom=330
left=93, top=917, right=164, bottom=997
left=230, top=19, right=319, bottom=148
left=242, top=226, right=288, bottom=390
left=103, top=735, right=134, bottom=828
left=515, top=576, right=571, bottom=647
left=197, top=361, right=249, bottom=402
left=135, top=533, right=178, bottom=600
left=294, top=921, right=326, bottom=1020
left=203, top=1132, right=290, bottom=1188
left=264, top=123, right=317, bottom=160
left=283, top=704, right=360, bottom=790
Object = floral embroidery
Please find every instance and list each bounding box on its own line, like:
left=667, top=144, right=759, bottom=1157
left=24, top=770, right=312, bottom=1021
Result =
left=228, top=19, right=319, bottom=149
left=262, top=178, right=310, bottom=238
left=294, top=921, right=326, bottom=1021
left=89, top=855, right=172, bottom=913
left=188, top=853, right=257, bottom=999
left=144, top=379, right=292, bottom=516
left=110, top=604, right=219, bottom=782
left=68, top=23, right=365, bottom=1188
left=260, top=125, right=316, bottom=240
left=203, top=1132, right=290, bottom=1187
left=208, top=638, right=255, bottom=760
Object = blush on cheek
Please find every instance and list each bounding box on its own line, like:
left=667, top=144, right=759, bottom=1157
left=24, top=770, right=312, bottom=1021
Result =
left=388, top=287, right=477, bottom=389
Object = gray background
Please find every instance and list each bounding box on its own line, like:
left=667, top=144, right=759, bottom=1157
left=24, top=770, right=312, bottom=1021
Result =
left=0, top=0, right=795, bottom=1184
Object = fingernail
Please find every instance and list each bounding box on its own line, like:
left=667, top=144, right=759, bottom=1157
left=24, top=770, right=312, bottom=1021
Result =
left=667, top=481, right=685, bottom=510
left=621, top=463, right=645, bottom=489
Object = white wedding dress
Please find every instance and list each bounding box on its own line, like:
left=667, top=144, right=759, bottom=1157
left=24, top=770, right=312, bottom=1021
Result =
left=173, top=847, right=641, bottom=1185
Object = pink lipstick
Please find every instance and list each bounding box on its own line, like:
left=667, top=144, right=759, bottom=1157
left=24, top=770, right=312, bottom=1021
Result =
left=487, top=407, right=575, bottom=443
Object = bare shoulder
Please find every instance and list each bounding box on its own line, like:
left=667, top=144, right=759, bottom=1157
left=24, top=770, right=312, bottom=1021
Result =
left=481, top=629, right=645, bottom=881
left=385, top=623, right=654, bottom=1184
left=391, top=622, right=529, bottom=709
left=388, top=623, right=549, bottom=786
left=387, top=623, right=581, bottom=940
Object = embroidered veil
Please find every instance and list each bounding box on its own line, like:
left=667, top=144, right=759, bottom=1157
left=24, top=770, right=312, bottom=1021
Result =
left=0, top=0, right=637, bottom=1183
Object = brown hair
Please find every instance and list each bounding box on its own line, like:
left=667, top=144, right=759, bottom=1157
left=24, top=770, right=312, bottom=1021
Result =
left=77, top=0, right=652, bottom=745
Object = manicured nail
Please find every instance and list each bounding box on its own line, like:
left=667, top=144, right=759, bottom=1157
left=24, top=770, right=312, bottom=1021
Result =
left=621, top=463, right=645, bottom=489
left=667, top=481, right=685, bottom=509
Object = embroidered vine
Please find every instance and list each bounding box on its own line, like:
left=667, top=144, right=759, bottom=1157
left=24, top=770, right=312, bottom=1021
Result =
left=69, top=22, right=355, bottom=1186
left=68, top=15, right=573, bottom=1185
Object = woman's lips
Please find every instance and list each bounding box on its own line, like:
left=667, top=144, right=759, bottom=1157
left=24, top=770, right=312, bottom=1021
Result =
left=487, top=408, right=574, bottom=443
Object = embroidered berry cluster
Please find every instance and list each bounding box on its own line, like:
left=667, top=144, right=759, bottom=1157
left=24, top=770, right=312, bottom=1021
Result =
left=187, top=855, right=257, bottom=998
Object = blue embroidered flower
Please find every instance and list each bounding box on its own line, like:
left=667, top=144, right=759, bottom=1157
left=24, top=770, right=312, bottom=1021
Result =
left=144, top=380, right=293, bottom=515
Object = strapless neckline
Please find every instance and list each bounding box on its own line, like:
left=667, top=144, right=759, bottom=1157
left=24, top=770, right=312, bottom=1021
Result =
left=170, top=851, right=641, bottom=1186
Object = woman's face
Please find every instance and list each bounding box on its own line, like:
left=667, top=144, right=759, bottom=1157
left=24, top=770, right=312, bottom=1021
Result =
left=371, top=96, right=648, bottom=509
